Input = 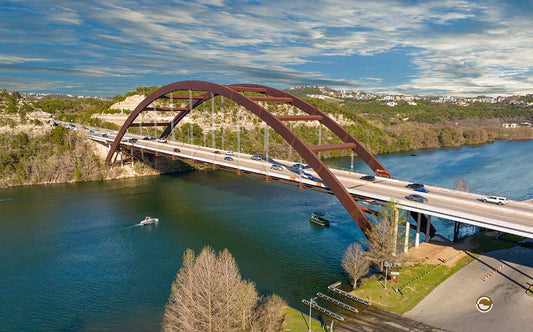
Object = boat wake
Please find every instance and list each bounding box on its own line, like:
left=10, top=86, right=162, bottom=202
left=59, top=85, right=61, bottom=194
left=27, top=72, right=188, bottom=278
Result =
left=0, top=198, right=12, bottom=202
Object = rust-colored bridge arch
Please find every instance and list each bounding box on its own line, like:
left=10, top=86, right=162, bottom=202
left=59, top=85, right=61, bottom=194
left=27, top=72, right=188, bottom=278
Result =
left=106, top=80, right=392, bottom=234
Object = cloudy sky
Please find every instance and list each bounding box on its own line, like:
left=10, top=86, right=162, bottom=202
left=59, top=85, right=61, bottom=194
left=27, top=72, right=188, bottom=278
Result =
left=1, top=0, right=532, bottom=96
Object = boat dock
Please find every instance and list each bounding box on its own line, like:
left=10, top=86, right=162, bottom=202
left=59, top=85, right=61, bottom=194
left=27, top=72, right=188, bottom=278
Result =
left=317, top=292, right=358, bottom=313
left=301, top=299, right=345, bottom=321
left=328, top=281, right=371, bottom=306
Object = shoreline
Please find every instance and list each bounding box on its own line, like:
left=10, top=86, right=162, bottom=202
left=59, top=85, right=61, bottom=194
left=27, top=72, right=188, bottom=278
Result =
left=2, top=132, right=531, bottom=190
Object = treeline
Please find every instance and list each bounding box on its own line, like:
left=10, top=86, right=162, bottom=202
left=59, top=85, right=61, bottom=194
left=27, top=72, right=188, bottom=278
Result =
left=0, top=126, right=109, bottom=187
left=309, top=96, right=533, bottom=125
left=38, top=95, right=113, bottom=125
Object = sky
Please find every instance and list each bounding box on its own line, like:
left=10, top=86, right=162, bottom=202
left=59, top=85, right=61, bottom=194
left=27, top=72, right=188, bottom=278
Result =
left=1, top=0, right=532, bottom=97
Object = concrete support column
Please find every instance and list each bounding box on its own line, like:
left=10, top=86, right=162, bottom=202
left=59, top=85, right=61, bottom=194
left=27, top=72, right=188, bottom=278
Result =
left=425, top=215, right=432, bottom=242
left=415, top=213, right=421, bottom=248
left=404, top=211, right=410, bottom=253
left=392, top=209, right=399, bottom=256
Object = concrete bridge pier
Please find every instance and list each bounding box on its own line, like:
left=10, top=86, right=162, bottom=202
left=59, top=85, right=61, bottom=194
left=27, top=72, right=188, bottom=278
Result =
left=426, top=215, right=432, bottom=242
left=404, top=211, right=410, bottom=253
left=415, top=213, right=422, bottom=248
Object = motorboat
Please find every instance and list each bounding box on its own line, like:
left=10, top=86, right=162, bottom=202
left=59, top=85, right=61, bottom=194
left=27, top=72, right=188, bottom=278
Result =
left=140, top=216, right=159, bottom=225
left=309, top=213, right=330, bottom=227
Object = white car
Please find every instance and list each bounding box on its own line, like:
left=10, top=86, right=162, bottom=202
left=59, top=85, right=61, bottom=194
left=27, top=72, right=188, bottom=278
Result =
left=226, top=151, right=234, bottom=155
left=482, top=196, right=508, bottom=205
left=157, top=138, right=167, bottom=143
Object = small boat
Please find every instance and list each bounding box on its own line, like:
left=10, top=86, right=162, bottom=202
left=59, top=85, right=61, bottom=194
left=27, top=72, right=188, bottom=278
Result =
left=410, top=153, right=418, bottom=156
left=309, top=213, right=330, bottom=227
left=140, top=216, right=159, bottom=225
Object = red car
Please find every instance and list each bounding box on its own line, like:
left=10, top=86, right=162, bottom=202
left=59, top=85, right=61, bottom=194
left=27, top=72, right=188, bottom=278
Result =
left=173, top=148, right=180, bottom=153
left=214, top=151, right=221, bottom=154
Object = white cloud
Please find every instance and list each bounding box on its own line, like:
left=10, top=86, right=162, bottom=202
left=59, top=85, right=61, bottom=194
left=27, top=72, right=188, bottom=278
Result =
left=1, top=0, right=531, bottom=96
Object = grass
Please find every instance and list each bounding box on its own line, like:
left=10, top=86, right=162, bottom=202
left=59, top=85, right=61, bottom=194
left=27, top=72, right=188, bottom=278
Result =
left=352, top=256, right=472, bottom=314
left=281, top=307, right=326, bottom=332
left=351, top=231, right=526, bottom=314
left=470, top=232, right=525, bottom=254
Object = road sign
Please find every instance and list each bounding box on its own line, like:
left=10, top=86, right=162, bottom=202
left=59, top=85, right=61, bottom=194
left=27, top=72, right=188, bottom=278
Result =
left=390, top=271, right=399, bottom=282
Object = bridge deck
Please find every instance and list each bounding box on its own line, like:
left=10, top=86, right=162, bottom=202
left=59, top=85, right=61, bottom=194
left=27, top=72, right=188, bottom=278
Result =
left=89, top=131, right=533, bottom=239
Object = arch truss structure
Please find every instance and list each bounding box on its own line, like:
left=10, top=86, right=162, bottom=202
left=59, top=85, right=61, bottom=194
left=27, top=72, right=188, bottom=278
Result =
left=106, top=80, right=393, bottom=234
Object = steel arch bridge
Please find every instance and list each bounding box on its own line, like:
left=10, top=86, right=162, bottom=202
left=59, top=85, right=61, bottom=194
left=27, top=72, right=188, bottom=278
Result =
left=106, top=80, right=393, bottom=235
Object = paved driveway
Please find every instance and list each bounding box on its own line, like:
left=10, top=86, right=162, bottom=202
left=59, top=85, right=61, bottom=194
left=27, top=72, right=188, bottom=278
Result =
left=404, top=246, right=533, bottom=332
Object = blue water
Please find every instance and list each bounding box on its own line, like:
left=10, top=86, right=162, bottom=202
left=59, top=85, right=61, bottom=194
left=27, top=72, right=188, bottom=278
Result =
left=0, top=140, right=531, bottom=331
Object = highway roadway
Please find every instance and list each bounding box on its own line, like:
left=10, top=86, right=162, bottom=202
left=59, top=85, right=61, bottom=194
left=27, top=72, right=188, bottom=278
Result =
left=83, top=127, right=533, bottom=239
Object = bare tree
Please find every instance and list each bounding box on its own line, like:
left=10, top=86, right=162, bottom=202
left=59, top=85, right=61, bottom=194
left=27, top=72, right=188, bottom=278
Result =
left=366, top=201, right=404, bottom=273
left=163, top=246, right=286, bottom=332
left=252, top=294, right=287, bottom=332
left=342, top=242, right=370, bottom=289
left=454, top=178, right=470, bottom=192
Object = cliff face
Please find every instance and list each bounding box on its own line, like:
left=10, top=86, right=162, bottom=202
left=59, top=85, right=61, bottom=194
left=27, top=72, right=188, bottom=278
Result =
left=109, top=95, right=146, bottom=111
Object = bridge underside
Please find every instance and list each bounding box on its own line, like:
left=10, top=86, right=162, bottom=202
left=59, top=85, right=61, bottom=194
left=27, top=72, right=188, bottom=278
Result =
left=105, top=80, right=419, bottom=237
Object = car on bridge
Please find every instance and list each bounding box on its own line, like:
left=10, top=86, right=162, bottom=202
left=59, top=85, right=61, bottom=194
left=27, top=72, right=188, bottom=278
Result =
left=291, top=163, right=307, bottom=170
left=482, top=196, right=508, bottom=205
left=302, top=172, right=313, bottom=180
left=271, top=164, right=284, bottom=171
left=224, top=156, right=233, bottom=161
left=251, top=155, right=262, bottom=160
left=407, top=183, right=425, bottom=189
left=173, top=148, right=181, bottom=153
left=226, top=151, right=234, bottom=155
left=214, top=150, right=221, bottom=154
left=406, top=194, right=428, bottom=203
left=415, top=187, right=429, bottom=193
left=361, top=175, right=376, bottom=182
left=157, top=138, right=167, bottom=143
left=102, top=132, right=109, bottom=138
left=128, top=138, right=138, bottom=143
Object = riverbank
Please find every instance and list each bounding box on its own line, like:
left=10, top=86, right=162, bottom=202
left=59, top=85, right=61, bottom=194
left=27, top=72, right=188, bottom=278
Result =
left=349, top=231, right=527, bottom=314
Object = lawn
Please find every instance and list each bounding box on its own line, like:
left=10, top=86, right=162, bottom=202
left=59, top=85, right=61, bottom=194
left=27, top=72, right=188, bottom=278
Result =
left=351, top=231, right=525, bottom=314
left=281, top=307, right=326, bottom=332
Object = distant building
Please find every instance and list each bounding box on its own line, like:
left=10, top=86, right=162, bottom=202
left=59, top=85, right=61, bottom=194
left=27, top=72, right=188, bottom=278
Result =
left=408, top=101, right=417, bottom=106
left=386, top=101, right=397, bottom=107
left=502, top=123, right=517, bottom=128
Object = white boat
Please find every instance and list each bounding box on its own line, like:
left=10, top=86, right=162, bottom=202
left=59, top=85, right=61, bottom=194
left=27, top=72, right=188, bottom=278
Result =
left=140, top=216, right=159, bottom=225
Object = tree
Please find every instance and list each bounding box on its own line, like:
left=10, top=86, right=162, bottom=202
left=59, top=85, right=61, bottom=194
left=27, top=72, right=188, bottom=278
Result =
left=163, top=246, right=286, bottom=332
left=365, top=201, right=403, bottom=273
left=342, top=242, right=370, bottom=289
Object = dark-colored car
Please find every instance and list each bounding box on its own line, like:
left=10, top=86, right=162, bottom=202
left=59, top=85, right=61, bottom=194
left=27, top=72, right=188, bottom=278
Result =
left=361, top=175, right=376, bottom=182
left=406, top=194, right=428, bottom=203
left=302, top=172, right=313, bottom=180
left=407, top=183, right=425, bottom=189
left=292, top=163, right=306, bottom=169
left=214, top=150, right=221, bottom=154
left=142, top=136, right=150, bottom=140
left=128, top=138, right=138, bottom=143
left=173, top=148, right=181, bottom=153
left=415, top=187, right=429, bottom=193
left=224, top=156, right=233, bottom=161
left=102, top=133, right=109, bottom=138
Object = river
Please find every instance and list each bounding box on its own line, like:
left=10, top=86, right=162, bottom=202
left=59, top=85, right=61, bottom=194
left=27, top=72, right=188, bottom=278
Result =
left=1, top=139, right=531, bottom=331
